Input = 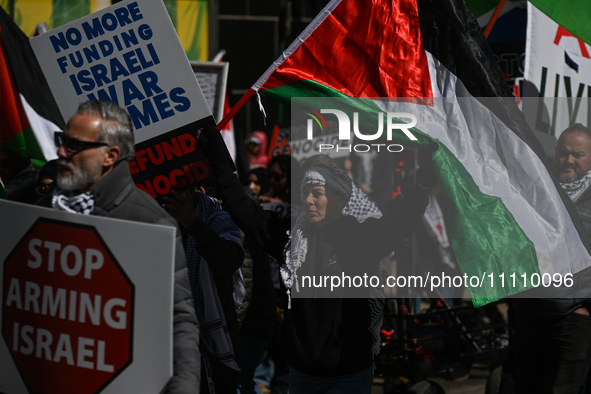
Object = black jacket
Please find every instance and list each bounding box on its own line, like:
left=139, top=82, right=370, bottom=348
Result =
left=514, top=186, right=591, bottom=320
left=212, top=161, right=430, bottom=376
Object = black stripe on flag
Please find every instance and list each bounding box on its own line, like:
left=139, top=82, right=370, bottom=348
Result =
left=0, top=8, right=65, bottom=130
left=417, top=0, right=591, bottom=257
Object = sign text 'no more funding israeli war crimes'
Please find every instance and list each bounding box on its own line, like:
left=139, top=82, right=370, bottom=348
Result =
left=48, top=1, right=190, bottom=130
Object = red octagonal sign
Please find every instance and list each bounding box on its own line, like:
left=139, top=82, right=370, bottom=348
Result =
left=2, top=218, right=134, bottom=394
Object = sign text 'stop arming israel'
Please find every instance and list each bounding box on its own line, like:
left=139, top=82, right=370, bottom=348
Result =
left=30, top=0, right=211, bottom=144
left=0, top=200, right=176, bottom=394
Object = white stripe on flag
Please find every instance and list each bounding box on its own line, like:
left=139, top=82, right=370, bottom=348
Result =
left=377, top=51, right=590, bottom=275
left=20, top=94, right=59, bottom=161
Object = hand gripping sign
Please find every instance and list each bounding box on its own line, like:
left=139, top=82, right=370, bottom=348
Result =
left=30, top=0, right=217, bottom=199
left=0, top=201, right=176, bottom=394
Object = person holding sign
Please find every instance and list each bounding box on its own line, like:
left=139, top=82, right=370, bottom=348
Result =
left=38, top=100, right=201, bottom=394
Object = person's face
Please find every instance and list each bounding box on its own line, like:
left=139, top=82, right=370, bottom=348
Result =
left=269, top=163, right=287, bottom=194
left=302, top=185, right=342, bottom=227
left=247, top=142, right=261, bottom=156
left=248, top=174, right=261, bottom=197
left=555, top=131, right=591, bottom=182
left=248, top=173, right=261, bottom=196
left=56, top=113, right=108, bottom=192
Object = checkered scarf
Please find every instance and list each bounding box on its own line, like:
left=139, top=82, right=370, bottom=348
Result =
left=344, top=184, right=382, bottom=222
left=286, top=169, right=383, bottom=355
left=560, top=169, right=591, bottom=203
left=185, top=192, right=244, bottom=371
left=51, top=186, right=95, bottom=215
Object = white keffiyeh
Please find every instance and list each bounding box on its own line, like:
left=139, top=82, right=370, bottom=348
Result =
left=282, top=212, right=309, bottom=309
left=52, top=187, right=95, bottom=215
left=560, top=169, right=591, bottom=203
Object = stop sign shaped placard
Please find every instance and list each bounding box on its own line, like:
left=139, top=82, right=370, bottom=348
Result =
left=2, top=218, right=134, bottom=394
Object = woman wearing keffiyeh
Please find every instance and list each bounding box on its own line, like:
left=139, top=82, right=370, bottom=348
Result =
left=199, top=123, right=438, bottom=394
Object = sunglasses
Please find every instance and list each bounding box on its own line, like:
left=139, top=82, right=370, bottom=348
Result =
left=54, top=132, right=109, bottom=155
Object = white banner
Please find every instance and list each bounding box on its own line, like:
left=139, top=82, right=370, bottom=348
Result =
left=523, top=2, right=591, bottom=137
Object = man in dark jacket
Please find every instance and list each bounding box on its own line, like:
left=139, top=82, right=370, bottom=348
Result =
left=514, top=123, right=591, bottom=394
left=39, top=100, right=201, bottom=394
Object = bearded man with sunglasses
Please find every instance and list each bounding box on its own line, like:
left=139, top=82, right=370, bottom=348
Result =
left=38, top=100, right=201, bottom=394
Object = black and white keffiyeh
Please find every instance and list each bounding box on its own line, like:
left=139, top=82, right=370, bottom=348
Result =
left=560, top=169, right=591, bottom=203
left=52, top=187, right=95, bottom=215
left=285, top=164, right=384, bottom=355
left=283, top=211, right=383, bottom=355
left=284, top=163, right=352, bottom=307
left=344, top=184, right=382, bottom=222
left=282, top=212, right=309, bottom=309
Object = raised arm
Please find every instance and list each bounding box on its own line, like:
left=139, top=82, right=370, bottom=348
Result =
left=199, top=125, right=290, bottom=262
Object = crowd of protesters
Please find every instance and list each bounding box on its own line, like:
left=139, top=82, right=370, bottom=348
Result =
left=2, top=100, right=591, bottom=394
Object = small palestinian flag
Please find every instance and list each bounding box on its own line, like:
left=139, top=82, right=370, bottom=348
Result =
left=0, top=7, right=64, bottom=167
left=252, top=0, right=591, bottom=306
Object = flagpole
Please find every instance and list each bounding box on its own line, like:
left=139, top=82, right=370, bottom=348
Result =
left=483, top=0, right=507, bottom=39
left=216, top=88, right=255, bottom=130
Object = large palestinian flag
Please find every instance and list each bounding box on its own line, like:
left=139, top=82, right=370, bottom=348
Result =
left=252, top=0, right=591, bottom=306
left=0, top=7, right=64, bottom=167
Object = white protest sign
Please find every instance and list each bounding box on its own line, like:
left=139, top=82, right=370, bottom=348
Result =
left=30, top=0, right=211, bottom=143
left=0, top=200, right=175, bottom=394
left=523, top=2, right=591, bottom=137
left=30, top=0, right=217, bottom=199
left=191, top=61, right=229, bottom=123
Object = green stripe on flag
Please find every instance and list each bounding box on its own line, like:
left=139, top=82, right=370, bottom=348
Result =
left=261, top=80, right=351, bottom=104
left=281, top=86, right=542, bottom=306
left=463, top=0, right=502, bottom=19
left=529, top=0, right=591, bottom=45
left=433, top=141, right=540, bottom=306
left=4, top=126, right=46, bottom=168
left=463, top=0, right=524, bottom=20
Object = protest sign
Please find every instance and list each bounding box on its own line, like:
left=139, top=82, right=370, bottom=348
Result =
left=523, top=2, right=591, bottom=138
left=0, top=200, right=175, bottom=394
left=191, top=61, right=229, bottom=123
left=267, top=125, right=291, bottom=161
left=30, top=0, right=214, bottom=199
